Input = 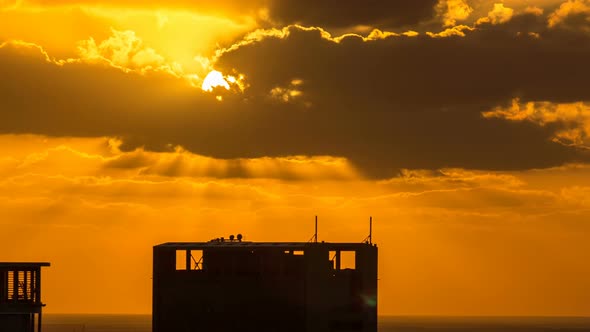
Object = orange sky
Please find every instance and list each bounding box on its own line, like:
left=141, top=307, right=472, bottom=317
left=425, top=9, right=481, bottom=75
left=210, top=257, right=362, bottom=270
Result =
left=1, top=0, right=590, bottom=316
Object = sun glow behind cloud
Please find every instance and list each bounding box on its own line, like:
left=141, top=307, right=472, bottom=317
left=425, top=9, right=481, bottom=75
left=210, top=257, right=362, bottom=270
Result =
left=1, top=28, right=249, bottom=100
left=201, top=70, right=230, bottom=91
left=0, top=0, right=257, bottom=98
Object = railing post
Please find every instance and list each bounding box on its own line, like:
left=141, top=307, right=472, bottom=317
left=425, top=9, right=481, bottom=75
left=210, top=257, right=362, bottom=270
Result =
left=186, top=250, right=191, bottom=270
left=13, top=270, right=18, bottom=301
left=35, top=268, right=41, bottom=304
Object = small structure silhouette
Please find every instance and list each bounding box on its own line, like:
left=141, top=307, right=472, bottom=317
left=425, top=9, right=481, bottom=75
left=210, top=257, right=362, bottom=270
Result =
left=153, top=223, right=377, bottom=332
left=0, top=262, right=50, bottom=332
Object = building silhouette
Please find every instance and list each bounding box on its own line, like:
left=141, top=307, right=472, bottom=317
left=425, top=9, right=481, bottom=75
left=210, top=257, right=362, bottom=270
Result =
left=0, top=262, right=50, bottom=332
left=153, top=232, right=378, bottom=332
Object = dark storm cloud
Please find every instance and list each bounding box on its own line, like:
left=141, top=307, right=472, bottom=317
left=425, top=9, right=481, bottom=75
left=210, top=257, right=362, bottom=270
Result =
left=218, top=13, right=590, bottom=109
left=1, top=11, right=590, bottom=178
left=263, top=0, right=439, bottom=29
left=210, top=14, right=590, bottom=176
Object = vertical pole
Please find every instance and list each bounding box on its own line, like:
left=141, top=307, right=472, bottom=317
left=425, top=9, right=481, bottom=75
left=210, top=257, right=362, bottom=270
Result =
left=369, top=216, right=373, bottom=245
left=13, top=270, right=18, bottom=300
left=186, top=250, right=191, bottom=270
left=32, top=270, right=36, bottom=302
left=23, top=270, right=28, bottom=301
left=36, top=266, right=42, bottom=332
left=314, top=216, right=318, bottom=243
left=35, top=268, right=41, bottom=303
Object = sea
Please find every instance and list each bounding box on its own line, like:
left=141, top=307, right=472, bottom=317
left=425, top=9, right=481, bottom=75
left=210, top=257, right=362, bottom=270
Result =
left=42, top=315, right=590, bottom=332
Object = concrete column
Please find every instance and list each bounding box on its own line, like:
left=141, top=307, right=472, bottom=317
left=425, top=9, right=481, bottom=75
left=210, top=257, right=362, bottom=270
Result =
left=0, top=269, right=6, bottom=302
left=35, top=268, right=41, bottom=304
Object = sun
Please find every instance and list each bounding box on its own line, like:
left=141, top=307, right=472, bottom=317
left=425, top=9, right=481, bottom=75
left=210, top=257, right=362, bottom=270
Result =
left=201, top=70, right=230, bottom=92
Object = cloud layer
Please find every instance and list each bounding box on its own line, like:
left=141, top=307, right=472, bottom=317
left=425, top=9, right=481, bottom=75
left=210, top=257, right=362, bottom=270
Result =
left=1, top=134, right=589, bottom=314
left=3, top=10, right=590, bottom=177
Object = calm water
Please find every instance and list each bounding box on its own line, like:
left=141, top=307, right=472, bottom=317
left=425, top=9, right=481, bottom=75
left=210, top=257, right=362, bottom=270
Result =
left=43, top=315, right=590, bottom=332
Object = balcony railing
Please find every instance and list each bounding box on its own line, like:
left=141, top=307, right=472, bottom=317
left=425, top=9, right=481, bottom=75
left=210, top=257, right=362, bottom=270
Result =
left=2, top=269, right=41, bottom=304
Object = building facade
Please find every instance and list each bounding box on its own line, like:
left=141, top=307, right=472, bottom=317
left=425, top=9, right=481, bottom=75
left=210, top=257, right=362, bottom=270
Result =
left=153, top=240, right=377, bottom=332
left=0, top=262, right=50, bottom=332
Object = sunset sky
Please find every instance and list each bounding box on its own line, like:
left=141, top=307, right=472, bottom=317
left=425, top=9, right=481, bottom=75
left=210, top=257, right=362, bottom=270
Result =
left=1, top=0, right=590, bottom=316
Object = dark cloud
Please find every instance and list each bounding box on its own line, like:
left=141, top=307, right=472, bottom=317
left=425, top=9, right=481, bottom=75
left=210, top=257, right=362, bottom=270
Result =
left=211, top=17, right=590, bottom=175
left=219, top=14, right=590, bottom=109
left=264, top=0, right=438, bottom=29
left=2, top=12, right=590, bottom=178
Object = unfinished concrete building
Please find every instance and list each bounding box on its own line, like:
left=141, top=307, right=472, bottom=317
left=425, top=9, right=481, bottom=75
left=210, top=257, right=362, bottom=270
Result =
left=153, top=233, right=378, bottom=332
left=0, top=262, right=50, bottom=332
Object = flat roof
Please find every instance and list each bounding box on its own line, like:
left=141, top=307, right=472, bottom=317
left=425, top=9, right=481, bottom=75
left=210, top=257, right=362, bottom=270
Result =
left=0, top=262, right=50, bottom=268
left=155, top=242, right=374, bottom=250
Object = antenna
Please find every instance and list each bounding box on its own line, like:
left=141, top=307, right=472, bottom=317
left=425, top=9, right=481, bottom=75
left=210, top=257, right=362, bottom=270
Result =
left=369, top=216, right=372, bottom=245
left=363, top=216, right=373, bottom=244
left=309, top=215, right=318, bottom=243
left=315, top=215, right=318, bottom=243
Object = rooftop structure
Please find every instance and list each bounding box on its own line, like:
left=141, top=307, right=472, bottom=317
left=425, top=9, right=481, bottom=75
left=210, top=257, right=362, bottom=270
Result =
left=153, top=219, right=378, bottom=332
left=0, top=262, right=50, bottom=332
